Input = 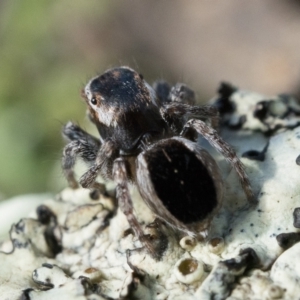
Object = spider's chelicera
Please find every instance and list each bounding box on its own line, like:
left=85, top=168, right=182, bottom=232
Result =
left=62, top=66, right=255, bottom=258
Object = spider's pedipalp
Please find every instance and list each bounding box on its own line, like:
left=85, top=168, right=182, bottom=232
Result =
left=62, top=124, right=100, bottom=189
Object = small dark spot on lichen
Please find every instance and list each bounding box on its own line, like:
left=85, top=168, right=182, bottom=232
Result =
left=293, top=207, right=300, bottom=228
left=85, top=268, right=97, bottom=274
left=89, top=189, right=100, bottom=200
left=209, top=237, right=222, bottom=247
left=20, top=288, right=34, bottom=300
left=197, top=235, right=205, bottom=242
left=223, top=248, right=259, bottom=271
left=123, top=228, right=134, bottom=237
left=178, top=259, right=198, bottom=275
left=240, top=229, right=244, bottom=233
left=184, top=238, right=195, bottom=247
left=276, top=232, right=300, bottom=249
left=42, top=263, right=53, bottom=269
left=214, top=82, right=237, bottom=114
left=36, top=205, right=56, bottom=225
left=250, top=223, right=254, bottom=227
left=242, top=150, right=265, bottom=161
left=253, top=101, right=269, bottom=122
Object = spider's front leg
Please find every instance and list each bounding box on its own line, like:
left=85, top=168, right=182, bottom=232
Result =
left=112, top=158, right=157, bottom=258
left=182, top=119, right=256, bottom=205
left=62, top=122, right=101, bottom=189
left=79, top=139, right=118, bottom=188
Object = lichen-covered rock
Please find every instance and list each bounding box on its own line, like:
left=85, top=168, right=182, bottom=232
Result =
left=1, top=85, right=300, bottom=299
left=213, top=82, right=300, bottom=133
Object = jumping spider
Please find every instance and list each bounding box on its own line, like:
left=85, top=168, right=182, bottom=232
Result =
left=62, top=66, right=256, bottom=258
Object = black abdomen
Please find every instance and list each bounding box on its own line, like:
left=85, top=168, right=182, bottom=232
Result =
left=143, top=139, right=218, bottom=224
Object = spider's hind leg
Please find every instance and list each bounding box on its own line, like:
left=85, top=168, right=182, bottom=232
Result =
left=181, top=119, right=256, bottom=205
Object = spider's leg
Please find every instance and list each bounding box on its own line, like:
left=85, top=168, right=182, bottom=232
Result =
left=62, top=122, right=100, bottom=189
left=160, top=102, right=219, bottom=133
left=80, top=139, right=118, bottom=188
left=113, top=158, right=157, bottom=258
left=62, top=141, right=82, bottom=189
left=154, top=82, right=196, bottom=106
left=181, top=119, right=256, bottom=205
left=152, top=80, right=171, bottom=105
left=63, top=121, right=101, bottom=146
left=169, top=83, right=196, bottom=106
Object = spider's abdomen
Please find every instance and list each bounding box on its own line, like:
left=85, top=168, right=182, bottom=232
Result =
left=136, top=137, right=223, bottom=235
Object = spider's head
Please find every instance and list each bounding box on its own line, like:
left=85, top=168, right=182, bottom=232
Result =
left=82, top=66, right=156, bottom=128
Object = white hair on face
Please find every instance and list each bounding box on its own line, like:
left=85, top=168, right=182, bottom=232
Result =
left=97, top=106, right=118, bottom=128
left=84, top=76, right=97, bottom=100
left=84, top=79, right=118, bottom=128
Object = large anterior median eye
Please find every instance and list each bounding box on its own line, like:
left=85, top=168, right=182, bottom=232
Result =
left=91, top=98, right=97, bottom=105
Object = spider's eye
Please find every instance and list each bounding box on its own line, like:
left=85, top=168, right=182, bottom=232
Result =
left=91, top=98, right=97, bottom=106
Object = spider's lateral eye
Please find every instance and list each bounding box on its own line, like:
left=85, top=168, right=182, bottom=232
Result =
left=91, top=98, right=97, bottom=105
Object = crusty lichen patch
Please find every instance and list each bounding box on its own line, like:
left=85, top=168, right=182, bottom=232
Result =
left=1, top=87, right=300, bottom=299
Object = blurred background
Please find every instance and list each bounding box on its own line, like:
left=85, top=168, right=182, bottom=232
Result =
left=1, top=0, right=300, bottom=199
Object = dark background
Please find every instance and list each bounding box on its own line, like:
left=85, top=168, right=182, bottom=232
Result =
left=1, top=0, right=300, bottom=198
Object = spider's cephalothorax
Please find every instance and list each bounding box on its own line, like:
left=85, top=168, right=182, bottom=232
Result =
left=83, top=67, right=170, bottom=155
left=62, top=66, right=256, bottom=259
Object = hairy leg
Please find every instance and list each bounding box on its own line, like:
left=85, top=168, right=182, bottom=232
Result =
left=169, top=83, right=196, bottom=106
left=152, top=80, right=171, bottom=105
left=79, top=139, right=118, bottom=188
left=181, top=119, right=256, bottom=204
left=62, top=122, right=100, bottom=188
left=160, top=102, right=219, bottom=133
left=63, top=121, right=101, bottom=147
left=113, top=158, right=157, bottom=258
